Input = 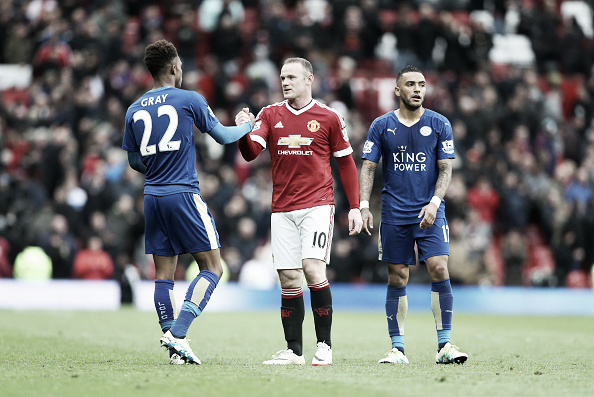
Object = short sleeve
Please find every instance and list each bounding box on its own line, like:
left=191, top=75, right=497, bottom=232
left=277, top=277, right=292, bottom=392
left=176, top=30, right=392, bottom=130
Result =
left=329, top=110, right=352, bottom=158
left=250, top=107, right=271, bottom=148
left=190, top=92, right=219, bottom=133
left=361, top=118, right=383, bottom=163
left=437, top=118, right=455, bottom=160
left=122, top=109, right=138, bottom=152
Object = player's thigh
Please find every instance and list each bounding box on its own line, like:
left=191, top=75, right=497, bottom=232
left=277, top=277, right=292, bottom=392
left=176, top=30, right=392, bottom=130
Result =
left=379, top=222, right=417, bottom=266
left=145, top=193, right=220, bottom=256
left=271, top=211, right=302, bottom=269
left=144, top=195, right=173, bottom=256
left=414, top=217, right=450, bottom=264
left=299, top=205, right=334, bottom=265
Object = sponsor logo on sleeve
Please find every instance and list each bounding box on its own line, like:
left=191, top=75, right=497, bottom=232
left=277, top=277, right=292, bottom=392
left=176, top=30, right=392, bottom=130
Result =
left=441, top=140, right=454, bottom=154
left=363, top=140, right=374, bottom=154
left=253, top=120, right=262, bottom=131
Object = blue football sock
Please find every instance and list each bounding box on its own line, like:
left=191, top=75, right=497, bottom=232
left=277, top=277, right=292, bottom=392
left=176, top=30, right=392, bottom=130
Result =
left=154, top=279, right=176, bottom=331
left=169, top=270, right=219, bottom=338
left=386, top=285, right=407, bottom=353
left=390, top=335, right=405, bottom=353
left=431, top=279, right=453, bottom=350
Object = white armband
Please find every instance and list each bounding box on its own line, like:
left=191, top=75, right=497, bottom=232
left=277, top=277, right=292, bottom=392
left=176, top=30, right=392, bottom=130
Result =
left=359, top=200, right=369, bottom=209
left=430, top=196, right=441, bottom=208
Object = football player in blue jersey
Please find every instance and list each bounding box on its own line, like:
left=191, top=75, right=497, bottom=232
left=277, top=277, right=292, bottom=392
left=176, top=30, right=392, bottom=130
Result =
left=359, top=65, right=468, bottom=365
left=122, top=40, right=254, bottom=364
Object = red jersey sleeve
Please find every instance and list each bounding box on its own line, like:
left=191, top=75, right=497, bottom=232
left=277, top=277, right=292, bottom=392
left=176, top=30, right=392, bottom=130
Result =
left=336, top=154, right=359, bottom=209
left=327, top=108, right=353, bottom=158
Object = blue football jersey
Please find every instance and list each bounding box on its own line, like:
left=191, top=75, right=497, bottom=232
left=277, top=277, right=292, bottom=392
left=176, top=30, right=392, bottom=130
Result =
left=362, top=109, right=455, bottom=225
left=122, top=87, right=218, bottom=196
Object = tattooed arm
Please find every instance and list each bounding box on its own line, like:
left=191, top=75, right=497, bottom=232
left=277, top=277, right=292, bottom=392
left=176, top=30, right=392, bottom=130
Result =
left=359, top=159, right=378, bottom=236
left=419, top=158, right=453, bottom=229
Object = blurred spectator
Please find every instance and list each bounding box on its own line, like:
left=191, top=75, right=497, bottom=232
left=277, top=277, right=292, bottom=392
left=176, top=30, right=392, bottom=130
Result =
left=502, top=229, right=527, bottom=286
left=72, top=235, right=114, bottom=280
left=199, top=0, right=244, bottom=33
left=209, top=10, right=243, bottom=64
left=3, top=22, right=35, bottom=64
left=498, top=170, right=530, bottom=233
left=467, top=175, right=500, bottom=226
left=39, top=214, right=76, bottom=279
left=13, top=246, right=52, bottom=280
left=228, top=216, right=260, bottom=266
left=448, top=217, right=489, bottom=285
left=414, top=3, right=440, bottom=70
left=0, top=237, right=12, bottom=278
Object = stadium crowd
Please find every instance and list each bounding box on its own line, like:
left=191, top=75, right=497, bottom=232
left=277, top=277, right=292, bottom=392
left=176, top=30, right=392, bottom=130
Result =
left=0, top=0, right=593, bottom=291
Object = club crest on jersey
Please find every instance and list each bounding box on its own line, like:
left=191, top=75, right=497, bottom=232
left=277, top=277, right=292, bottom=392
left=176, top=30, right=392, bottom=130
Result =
left=278, top=135, right=314, bottom=148
left=420, top=126, right=432, bottom=136
left=307, top=120, right=320, bottom=132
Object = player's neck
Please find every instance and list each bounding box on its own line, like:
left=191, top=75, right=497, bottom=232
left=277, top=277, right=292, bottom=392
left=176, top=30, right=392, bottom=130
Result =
left=152, top=77, right=176, bottom=90
left=287, top=96, right=313, bottom=111
left=395, top=106, right=424, bottom=125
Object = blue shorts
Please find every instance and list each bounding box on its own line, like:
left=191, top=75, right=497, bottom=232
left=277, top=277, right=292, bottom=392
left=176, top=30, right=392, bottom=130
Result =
left=144, top=192, right=220, bottom=256
left=379, top=218, right=449, bottom=265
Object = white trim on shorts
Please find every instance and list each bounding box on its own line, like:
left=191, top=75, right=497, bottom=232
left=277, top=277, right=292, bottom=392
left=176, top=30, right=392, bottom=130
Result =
left=192, top=193, right=219, bottom=250
left=271, top=205, right=335, bottom=270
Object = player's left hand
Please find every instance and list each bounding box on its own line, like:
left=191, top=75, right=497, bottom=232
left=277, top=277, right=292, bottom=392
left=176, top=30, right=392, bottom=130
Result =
left=348, top=208, right=363, bottom=236
left=418, top=203, right=437, bottom=229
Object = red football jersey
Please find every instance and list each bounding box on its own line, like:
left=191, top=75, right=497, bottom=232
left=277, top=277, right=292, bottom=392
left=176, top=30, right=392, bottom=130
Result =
left=248, top=100, right=353, bottom=212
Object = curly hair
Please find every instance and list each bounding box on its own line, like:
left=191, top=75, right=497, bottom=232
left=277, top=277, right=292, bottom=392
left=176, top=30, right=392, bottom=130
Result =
left=143, top=40, right=179, bottom=77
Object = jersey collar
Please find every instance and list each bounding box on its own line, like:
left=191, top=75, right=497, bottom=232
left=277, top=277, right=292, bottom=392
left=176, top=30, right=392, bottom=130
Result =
left=285, top=99, right=316, bottom=115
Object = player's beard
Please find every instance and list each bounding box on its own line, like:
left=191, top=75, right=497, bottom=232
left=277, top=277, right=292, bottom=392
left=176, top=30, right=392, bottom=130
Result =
left=401, top=96, right=423, bottom=111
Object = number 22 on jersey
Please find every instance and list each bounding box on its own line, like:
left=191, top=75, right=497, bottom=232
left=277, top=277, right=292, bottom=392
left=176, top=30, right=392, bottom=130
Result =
left=133, top=104, right=180, bottom=156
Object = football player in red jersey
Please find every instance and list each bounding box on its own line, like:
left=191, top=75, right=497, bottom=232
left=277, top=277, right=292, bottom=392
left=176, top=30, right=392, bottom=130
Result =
left=236, top=57, right=362, bottom=365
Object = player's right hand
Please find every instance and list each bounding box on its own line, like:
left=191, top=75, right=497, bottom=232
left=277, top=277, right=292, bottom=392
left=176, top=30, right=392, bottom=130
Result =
left=235, top=108, right=254, bottom=127
left=361, top=208, right=373, bottom=236
left=348, top=208, right=363, bottom=236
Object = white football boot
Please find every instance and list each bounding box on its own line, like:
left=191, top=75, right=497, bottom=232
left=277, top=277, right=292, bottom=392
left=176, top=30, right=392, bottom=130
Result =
left=378, top=348, right=409, bottom=364
left=160, top=331, right=201, bottom=365
left=435, top=342, right=468, bottom=364
left=263, top=349, right=306, bottom=365
left=311, top=342, right=332, bottom=366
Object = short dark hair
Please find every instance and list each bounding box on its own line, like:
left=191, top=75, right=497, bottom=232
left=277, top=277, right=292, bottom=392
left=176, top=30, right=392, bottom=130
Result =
left=397, top=65, right=422, bottom=85
left=143, top=40, right=179, bottom=77
left=283, top=57, right=313, bottom=76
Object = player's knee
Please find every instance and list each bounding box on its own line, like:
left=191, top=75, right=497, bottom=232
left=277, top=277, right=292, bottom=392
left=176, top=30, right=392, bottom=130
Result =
left=212, top=261, right=224, bottom=278
left=429, top=263, right=449, bottom=281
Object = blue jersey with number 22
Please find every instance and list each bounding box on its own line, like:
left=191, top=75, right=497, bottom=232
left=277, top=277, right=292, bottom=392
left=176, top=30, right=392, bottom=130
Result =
left=362, top=108, right=455, bottom=225
left=122, top=86, right=218, bottom=196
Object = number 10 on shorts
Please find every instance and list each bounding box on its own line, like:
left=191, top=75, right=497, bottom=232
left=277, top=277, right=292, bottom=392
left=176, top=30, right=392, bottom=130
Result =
left=312, top=231, right=327, bottom=248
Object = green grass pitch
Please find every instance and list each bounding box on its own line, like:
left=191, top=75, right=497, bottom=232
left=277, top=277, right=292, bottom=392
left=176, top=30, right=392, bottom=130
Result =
left=1, top=308, right=592, bottom=397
